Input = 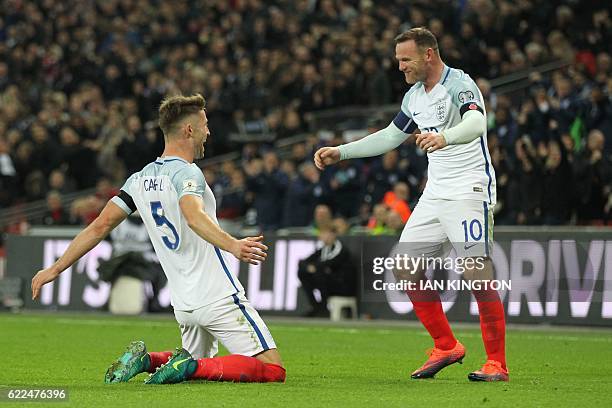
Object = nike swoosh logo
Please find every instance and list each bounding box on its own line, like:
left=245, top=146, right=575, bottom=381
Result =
left=172, top=358, right=190, bottom=371
left=464, top=243, right=478, bottom=250
left=413, top=112, right=420, bottom=116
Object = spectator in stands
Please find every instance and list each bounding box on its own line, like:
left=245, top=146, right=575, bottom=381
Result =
left=1, top=0, right=610, bottom=229
left=297, top=225, right=356, bottom=317
left=0, top=137, right=17, bottom=207
left=367, top=204, right=391, bottom=236
left=246, top=151, right=288, bottom=230
left=541, top=140, right=573, bottom=225
left=383, top=182, right=412, bottom=224
left=116, top=116, right=150, bottom=176
left=574, top=130, right=611, bottom=224
left=488, top=135, right=513, bottom=224
left=507, top=136, right=542, bottom=225
left=58, top=126, right=99, bottom=190
left=332, top=216, right=351, bottom=235
left=37, top=191, right=70, bottom=226
left=325, top=159, right=362, bottom=219
left=30, top=123, right=59, bottom=177
left=69, top=195, right=103, bottom=225
left=312, top=204, right=333, bottom=234
left=283, top=163, right=327, bottom=227
left=48, top=169, right=76, bottom=196
left=582, top=86, right=612, bottom=141
left=385, top=211, right=406, bottom=235
left=218, top=170, right=247, bottom=220
left=491, top=107, right=519, bottom=149
left=365, top=150, right=405, bottom=205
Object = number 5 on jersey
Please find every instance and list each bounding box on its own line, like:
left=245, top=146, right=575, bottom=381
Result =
left=150, top=201, right=180, bottom=250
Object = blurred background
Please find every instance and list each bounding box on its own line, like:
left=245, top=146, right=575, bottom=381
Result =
left=0, top=0, right=610, bottom=324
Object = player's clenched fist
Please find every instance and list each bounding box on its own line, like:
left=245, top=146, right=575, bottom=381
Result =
left=416, top=132, right=447, bottom=153
left=231, top=235, right=268, bottom=265
left=32, top=268, right=60, bottom=300
left=313, top=147, right=340, bottom=170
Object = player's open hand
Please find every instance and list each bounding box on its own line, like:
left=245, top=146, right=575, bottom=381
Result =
left=31, top=268, right=60, bottom=300
left=314, top=147, right=340, bottom=170
left=416, top=132, right=447, bottom=153
left=232, top=236, right=268, bottom=265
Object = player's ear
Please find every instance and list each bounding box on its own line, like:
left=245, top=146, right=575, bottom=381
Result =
left=425, top=47, right=433, bottom=61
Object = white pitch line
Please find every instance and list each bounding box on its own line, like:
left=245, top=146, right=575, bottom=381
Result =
left=3, top=315, right=612, bottom=343
left=1, top=315, right=175, bottom=328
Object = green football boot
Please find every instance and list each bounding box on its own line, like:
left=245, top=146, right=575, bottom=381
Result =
left=104, top=340, right=151, bottom=383
left=144, top=348, right=197, bottom=385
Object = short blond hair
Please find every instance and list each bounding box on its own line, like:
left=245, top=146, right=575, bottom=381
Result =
left=158, top=93, right=206, bottom=136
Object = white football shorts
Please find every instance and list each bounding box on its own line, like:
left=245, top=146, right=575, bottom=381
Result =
left=399, top=198, right=494, bottom=258
left=174, top=292, right=276, bottom=359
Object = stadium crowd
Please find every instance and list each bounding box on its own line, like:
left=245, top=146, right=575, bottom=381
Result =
left=0, top=0, right=611, bottom=232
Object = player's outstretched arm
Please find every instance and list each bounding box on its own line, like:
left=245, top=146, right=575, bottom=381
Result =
left=31, top=201, right=128, bottom=300
left=179, top=194, right=267, bottom=265
left=314, top=123, right=409, bottom=170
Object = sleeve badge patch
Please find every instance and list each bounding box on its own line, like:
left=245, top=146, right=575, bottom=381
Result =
left=458, top=90, right=475, bottom=103
left=183, top=179, right=198, bottom=193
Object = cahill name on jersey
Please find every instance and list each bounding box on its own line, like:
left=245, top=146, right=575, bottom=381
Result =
left=393, top=65, right=496, bottom=205
left=111, top=156, right=244, bottom=311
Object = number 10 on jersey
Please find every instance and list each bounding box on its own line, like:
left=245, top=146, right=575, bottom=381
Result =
left=461, top=219, right=483, bottom=242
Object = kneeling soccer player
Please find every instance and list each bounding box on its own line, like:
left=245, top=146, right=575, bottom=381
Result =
left=31, top=94, right=285, bottom=384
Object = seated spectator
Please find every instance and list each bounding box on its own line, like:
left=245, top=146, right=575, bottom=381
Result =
left=69, top=195, right=104, bottom=225
left=382, top=182, right=412, bottom=223
left=218, top=170, right=247, bottom=220
left=332, top=216, right=351, bottom=235
left=48, top=169, right=76, bottom=195
left=385, top=210, right=406, bottom=235
left=367, top=204, right=390, bottom=235
left=297, top=226, right=356, bottom=317
left=37, top=191, right=70, bottom=226
left=312, top=204, right=333, bottom=234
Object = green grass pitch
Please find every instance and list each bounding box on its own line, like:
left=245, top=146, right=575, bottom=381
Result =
left=1, top=313, right=611, bottom=407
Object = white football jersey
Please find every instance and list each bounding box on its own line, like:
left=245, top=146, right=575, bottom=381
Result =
left=112, top=156, right=243, bottom=311
left=393, top=65, right=496, bottom=205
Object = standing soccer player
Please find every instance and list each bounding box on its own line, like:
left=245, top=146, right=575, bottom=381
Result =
left=31, top=94, right=286, bottom=385
left=314, top=28, right=508, bottom=382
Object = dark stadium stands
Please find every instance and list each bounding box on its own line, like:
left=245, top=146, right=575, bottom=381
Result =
left=0, top=0, right=610, bottom=233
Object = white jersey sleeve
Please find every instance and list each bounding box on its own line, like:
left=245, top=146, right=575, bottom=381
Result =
left=172, top=164, right=206, bottom=200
